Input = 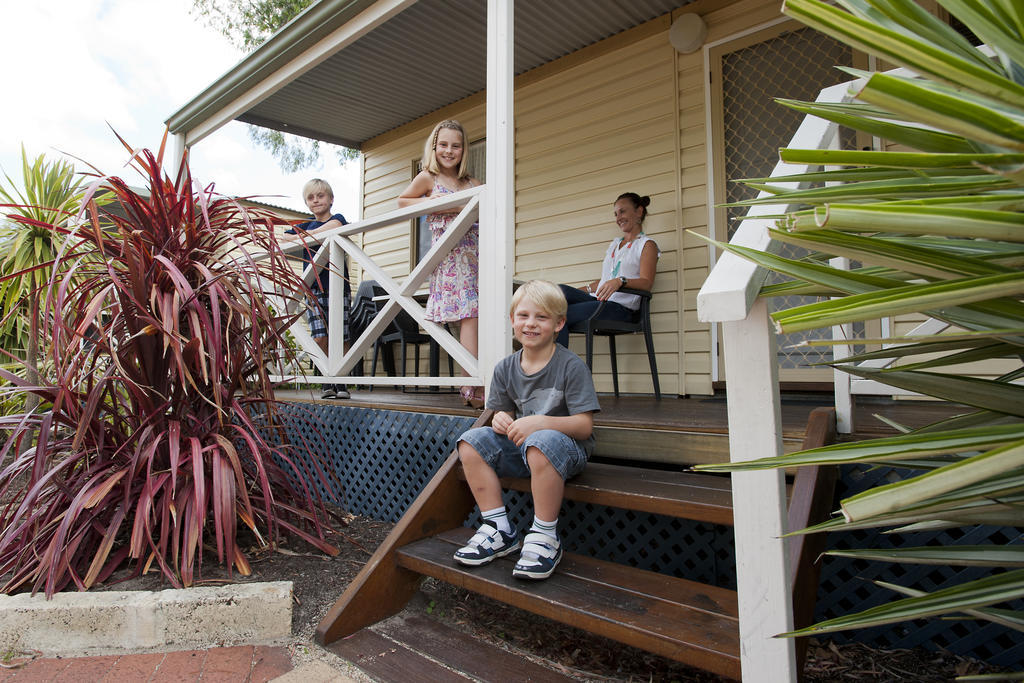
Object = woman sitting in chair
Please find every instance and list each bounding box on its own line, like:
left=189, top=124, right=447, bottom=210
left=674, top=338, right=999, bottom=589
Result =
left=557, top=192, right=660, bottom=347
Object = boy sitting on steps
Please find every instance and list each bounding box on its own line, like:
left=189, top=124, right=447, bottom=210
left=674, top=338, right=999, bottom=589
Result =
left=454, top=280, right=600, bottom=580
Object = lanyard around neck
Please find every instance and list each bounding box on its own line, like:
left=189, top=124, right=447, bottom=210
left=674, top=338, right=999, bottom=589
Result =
left=611, top=233, right=643, bottom=277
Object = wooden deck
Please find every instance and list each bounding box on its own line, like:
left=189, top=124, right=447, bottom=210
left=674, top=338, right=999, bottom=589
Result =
left=312, top=407, right=841, bottom=679
left=275, top=387, right=965, bottom=440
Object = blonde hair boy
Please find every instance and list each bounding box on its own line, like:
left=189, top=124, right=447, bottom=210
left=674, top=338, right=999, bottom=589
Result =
left=302, top=178, right=333, bottom=201
left=452, top=279, right=598, bottom=581
left=509, top=279, right=568, bottom=320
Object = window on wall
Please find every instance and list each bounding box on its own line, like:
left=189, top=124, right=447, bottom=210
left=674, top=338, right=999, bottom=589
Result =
left=411, top=138, right=486, bottom=266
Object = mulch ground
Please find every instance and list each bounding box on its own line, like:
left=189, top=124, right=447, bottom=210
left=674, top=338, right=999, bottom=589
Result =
left=90, top=510, right=1007, bottom=681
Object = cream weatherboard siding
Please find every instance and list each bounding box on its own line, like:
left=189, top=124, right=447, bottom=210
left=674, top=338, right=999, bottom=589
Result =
left=514, top=28, right=679, bottom=397
left=675, top=0, right=797, bottom=393
left=358, top=0, right=809, bottom=396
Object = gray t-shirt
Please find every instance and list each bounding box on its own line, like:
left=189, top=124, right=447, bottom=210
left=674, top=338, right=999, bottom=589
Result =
left=486, top=344, right=601, bottom=455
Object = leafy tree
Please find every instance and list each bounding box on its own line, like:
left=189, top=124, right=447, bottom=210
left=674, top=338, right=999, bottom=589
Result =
left=190, top=0, right=359, bottom=172
left=0, top=218, right=28, bottom=359
left=190, top=0, right=308, bottom=51
left=696, top=0, right=1024, bottom=659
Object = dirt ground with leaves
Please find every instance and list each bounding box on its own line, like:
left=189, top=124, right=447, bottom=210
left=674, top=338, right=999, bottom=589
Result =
left=90, top=509, right=1009, bottom=682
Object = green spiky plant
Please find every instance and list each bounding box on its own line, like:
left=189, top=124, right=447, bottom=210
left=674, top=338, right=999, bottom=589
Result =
left=0, top=219, right=28, bottom=418
left=694, top=0, right=1024, bottom=663
left=0, top=135, right=338, bottom=596
left=0, top=148, right=97, bottom=414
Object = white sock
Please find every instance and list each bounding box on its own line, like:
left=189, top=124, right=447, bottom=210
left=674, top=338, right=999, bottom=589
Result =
left=530, top=515, right=558, bottom=541
left=481, top=506, right=511, bottom=534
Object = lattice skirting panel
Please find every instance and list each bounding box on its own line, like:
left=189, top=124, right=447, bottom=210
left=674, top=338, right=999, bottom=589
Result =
left=278, top=406, right=1021, bottom=667
left=275, top=403, right=476, bottom=522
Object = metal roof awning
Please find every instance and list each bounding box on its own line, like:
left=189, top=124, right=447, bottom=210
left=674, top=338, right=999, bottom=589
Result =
left=166, top=0, right=694, bottom=149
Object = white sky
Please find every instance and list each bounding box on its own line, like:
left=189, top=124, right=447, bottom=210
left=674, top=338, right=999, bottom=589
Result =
left=0, top=0, right=361, bottom=219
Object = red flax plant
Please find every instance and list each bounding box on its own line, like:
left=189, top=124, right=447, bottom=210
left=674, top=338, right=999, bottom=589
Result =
left=0, top=140, right=338, bottom=597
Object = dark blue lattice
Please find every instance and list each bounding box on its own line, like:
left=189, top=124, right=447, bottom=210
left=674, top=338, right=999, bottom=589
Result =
left=276, top=403, right=474, bottom=522
left=468, top=495, right=736, bottom=587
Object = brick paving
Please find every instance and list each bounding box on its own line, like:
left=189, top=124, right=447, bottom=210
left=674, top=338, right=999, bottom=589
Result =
left=0, top=645, right=293, bottom=682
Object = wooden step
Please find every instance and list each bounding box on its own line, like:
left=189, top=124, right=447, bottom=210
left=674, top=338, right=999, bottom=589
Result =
left=592, top=424, right=805, bottom=467
left=326, top=625, right=469, bottom=682
left=396, top=527, right=741, bottom=680
left=456, top=461, right=735, bottom=526
left=327, top=613, right=574, bottom=682
left=317, top=408, right=838, bottom=681
left=486, top=462, right=735, bottom=525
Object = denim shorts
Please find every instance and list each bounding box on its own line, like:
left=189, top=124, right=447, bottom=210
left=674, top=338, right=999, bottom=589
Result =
left=458, top=426, right=588, bottom=480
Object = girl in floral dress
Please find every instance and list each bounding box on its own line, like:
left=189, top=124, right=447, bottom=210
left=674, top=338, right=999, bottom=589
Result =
left=398, top=119, right=482, bottom=406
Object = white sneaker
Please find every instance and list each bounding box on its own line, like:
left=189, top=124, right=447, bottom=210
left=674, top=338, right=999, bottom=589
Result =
left=512, top=532, right=562, bottom=580
left=453, top=525, right=520, bottom=566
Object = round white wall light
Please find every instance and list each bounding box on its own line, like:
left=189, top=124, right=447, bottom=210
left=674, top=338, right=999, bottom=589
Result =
left=669, top=13, right=708, bottom=54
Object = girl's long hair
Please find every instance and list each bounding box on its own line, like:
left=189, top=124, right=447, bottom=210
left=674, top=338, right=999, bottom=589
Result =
left=421, top=119, right=471, bottom=179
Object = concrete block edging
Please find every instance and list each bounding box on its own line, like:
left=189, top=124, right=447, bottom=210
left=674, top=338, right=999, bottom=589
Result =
left=0, top=581, right=293, bottom=657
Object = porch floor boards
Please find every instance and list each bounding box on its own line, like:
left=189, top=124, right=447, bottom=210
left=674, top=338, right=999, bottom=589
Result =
left=275, top=387, right=965, bottom=440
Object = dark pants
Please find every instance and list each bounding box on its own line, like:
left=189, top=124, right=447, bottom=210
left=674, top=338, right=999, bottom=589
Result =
left=557, top=284, right=634, bottom=348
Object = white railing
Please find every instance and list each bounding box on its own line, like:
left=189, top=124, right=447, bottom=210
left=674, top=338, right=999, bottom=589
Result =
left=263, top=184, right=494, bottom=388
left=834, top=316, right=948, bottom=429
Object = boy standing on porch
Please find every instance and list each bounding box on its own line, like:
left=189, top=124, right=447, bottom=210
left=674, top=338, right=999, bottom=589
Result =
left=454, top=280, right=600, bottom=580
left=285, top=178, right=351, bottom=399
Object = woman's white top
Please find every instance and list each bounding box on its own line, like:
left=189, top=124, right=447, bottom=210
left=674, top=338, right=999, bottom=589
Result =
left=597, top=233, right=660, bottom=310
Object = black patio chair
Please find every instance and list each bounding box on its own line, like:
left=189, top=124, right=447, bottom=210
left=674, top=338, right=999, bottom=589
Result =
left=344, top=280, right=380, bottom=378
left=567, top=286, right=660, bottom=399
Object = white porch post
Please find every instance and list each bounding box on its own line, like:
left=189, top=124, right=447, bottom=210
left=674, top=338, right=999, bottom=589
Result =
left=170, top=132, right=187, bottom=178
left=722, top=298, right=797, bottom=681
left=479, top=0, right=515, bottom=390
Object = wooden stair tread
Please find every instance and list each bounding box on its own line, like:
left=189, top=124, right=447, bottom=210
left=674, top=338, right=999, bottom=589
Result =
left=328, top=613, right=574, bottom=682
left=486, top=462, right=735, bottom=526
left=381, top=614, right=574, bottom=681
left=326, top=626, right=470, bottom=682
left=396, top=527, right=741, bottom=680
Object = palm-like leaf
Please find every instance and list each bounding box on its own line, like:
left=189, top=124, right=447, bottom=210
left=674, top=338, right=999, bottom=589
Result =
left=826, top=546, right=1024, bottom=567
left=779, top=570, right=1024, bottom=636
left=699, top=0, right=1024, bottom=646
left=0, top=148, right=104, bottom=413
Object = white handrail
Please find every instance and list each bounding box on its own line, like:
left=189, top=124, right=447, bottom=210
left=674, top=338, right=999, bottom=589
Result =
left=282, top=186, right=483, bottom=246
left=262, top=185, right=491, bottom=388
left=697, top=78, right=858, bottom=323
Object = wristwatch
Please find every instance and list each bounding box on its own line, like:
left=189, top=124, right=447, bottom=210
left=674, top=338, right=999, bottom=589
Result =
left=619, top=276, right=627, bottom=287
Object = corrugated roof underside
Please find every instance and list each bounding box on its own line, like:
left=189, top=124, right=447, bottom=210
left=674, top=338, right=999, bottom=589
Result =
left=239, top=0, right=693, bottom=147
